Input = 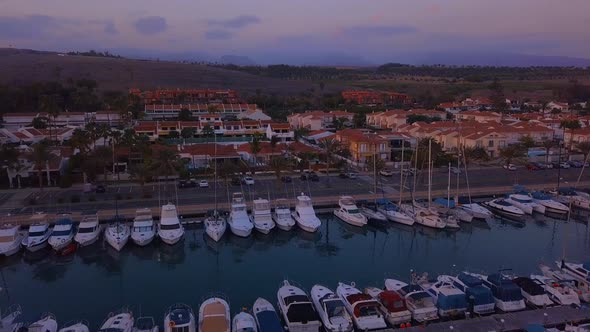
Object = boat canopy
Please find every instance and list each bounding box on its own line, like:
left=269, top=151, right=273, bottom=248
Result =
left=457, top=196, right=471, bottom=204
left=352, top=301, right=380, bottom=318
left=378, top=291, right=407, bottom=312
left=135, top=318, right=155, bottom=331
left=346, top=293, right=372, bottom=305
left=170, top=306, right=193, bottom=325
left=487, top=274, right=524, bottom=301
left=254, top=311, right=283, bottom=332
left=458, top=273, right=483, bottom=287
left=285, top=303, right=318, bottom=323
left=494, top=200, right=512, bottom=206
left=558, top=188, right=578, bottom=195
left=531, top=192, right=551, bottom=200
left=401, top=284, right=423, bottom=294
left=582, top=262, right=590, bottom=271
left=465, top=286, right=494, bottom=306
left=437, top=293, right=468, bottom=311
left=284, top=295, right=309, bottom=307
left=434, top=198, right=455, bottom=208
left=513, top=277, right=546, bottom=296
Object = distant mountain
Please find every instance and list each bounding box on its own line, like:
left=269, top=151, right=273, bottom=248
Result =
left=219, top=55, right=256, bottom=66
left=410, top=52, right=590, bottom=67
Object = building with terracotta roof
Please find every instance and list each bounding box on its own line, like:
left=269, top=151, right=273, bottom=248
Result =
left=130, top=88, right=239, bottom=104
left=287, top=110, right=355, bottom=130
left=438, top=97, right=493, bottom=113
left=366, top=109, right=445, bottom=129
left=455, top=111, right=502, bottom=123
left=334, top=129, right=389, bottom=165
left=265, top=123, right=294, bottom=142
left=143, top=103, right=261, bottom=120
left=342, top=90, right=409, bottom=105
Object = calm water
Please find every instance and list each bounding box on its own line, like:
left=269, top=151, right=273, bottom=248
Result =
left=1, top=213, right=590, bottom=327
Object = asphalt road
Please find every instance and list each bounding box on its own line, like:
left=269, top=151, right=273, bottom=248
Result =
left=1, top=166, right=587, bottom=216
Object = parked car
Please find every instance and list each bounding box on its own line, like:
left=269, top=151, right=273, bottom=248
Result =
left=339, top=172, right=358, bottom=179
left=280, top=176, right=292, bottom=183
left=402, top=168, right=417, bottom=175
left=199, top=180, right=209, bottom=188
left=544, top=163, right=554, bottom=169
left=568, top=161, right=583, bottom=168
left=178, top=180, right=188, bottom=188
left=526, top=163, right=539, bottom=171
left=231, top=177, right=241, bottom=186
left=242, top=176, right=255, bottom=185
left=95, top=185, right=106, bottom=193
left=503, top=164, right=517, bottom=171
left=379, top=169, right=394, bottom=177
left=449, top=166, right=461, bottom=174
left=301, top=171, right=320, bottom=181
left=533, top=162, right=546, bottom=169
left=559, top=162, right=571, bottom=169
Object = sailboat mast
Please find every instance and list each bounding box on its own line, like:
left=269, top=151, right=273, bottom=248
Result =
left=447, top=162, right=451, bottom=207
left=456, top=154, right=460, bottom=199
left=399, top=141, right=404, bottom=205
left=214, top=133, right=218, bottom=213
left=373, top=145, right=377, bottom=203
left=428, top=138, right=432, bottom=208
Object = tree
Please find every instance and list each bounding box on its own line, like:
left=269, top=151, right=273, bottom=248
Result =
left=202, top=124, right=214, bottom=142
left=576, top=141, right=590, bottom=162
left=31, top=117, right=48, bottom=129
left=353, top=112, right=366, bottom=128
left=518, top=135, right=535, bottom=149
left=181, top=127, right=195, bottom=140
left=270, top=157, right=289, bottom=183
left=129, top=161, right=153, bottom=195
left=499, top=144, right=525, bottom=167
left=93, top=146, right=113, bottom=182
left=152, top=149, right=181, bottom=181
left=541, top=139, right=555, bottom=164
left=29, top=142, right=51, bottom=190
left=560, top=119, right=582, bottom=153
left=462, top=146, right=490, bottom=167
left=0, top=145, right=20, bottom=188
left=249, top=134, right=262, bottom=164
left=294, top=127, right=311, bottom=140
left=318, top=138, right=340, bottom=181
left=178, top=108, right=192, bottom=121
left=39, top=94, right=61, bottom=143
left=270, top=135, right=280, bottom=154
left=69, top=128, right=93, bottom=183
left=217, top=160, right=238, bottom=184
left=489, top=78, right=508, bottom=115
left=168, top=130, right=180, bottom=139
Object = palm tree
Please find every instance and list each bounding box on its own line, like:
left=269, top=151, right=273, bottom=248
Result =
left=499, top=144, right=525, bottom=167
left=69, top=128, right=93, bottom=183
left=129, top=161, right=153, bottom=196
left=39, top=95, right=60, bottom=144
left=541, top=139, right=555, bottom=164
left=577, top=141, right=590, bottom=162
left=561, top=119, right=582, bottom=153
left=270, top=157, right=289, bottom=183
left=152, top=149, right=181, bottom=183
left=249, top=134, right=262, bottom=165
left=93, top=146, right=113, bottom=183
left=0, top=145, right=20, bottom=188
left=30, top=142, right=51, bottom=190
left=217, top=160, right=238, bottom=185
left=318, top=138, right=340, bottom=181
left=202, top=124, right=214, bottom=143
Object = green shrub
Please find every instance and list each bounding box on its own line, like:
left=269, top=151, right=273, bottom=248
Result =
left=70, top=195, right=80, bottom=203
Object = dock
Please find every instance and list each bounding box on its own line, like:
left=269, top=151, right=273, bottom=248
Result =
left=399, top=305, right=590, bottom=331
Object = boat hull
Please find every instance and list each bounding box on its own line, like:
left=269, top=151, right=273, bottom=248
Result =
left=106, top=236, right=129, bottom=251
left=292, top=214, right=321, bottom=233
left=131, top=232, right=155, bottom=246
left=229, top=224, right=252, bottom=237
left=334, top=210, right=367, bottom=227
left=75, top=233, right=100, bottom=247
left=24, top=239, right=48, bottom=252
left=160, top=235, right=183, bottom=245
left=0, top=242, right=21, bottom=256
left=495, top=299, right=526, bottom=312
left=272, top=215, right=294, bottom=231
left=49, top=237, right=73, bottom=251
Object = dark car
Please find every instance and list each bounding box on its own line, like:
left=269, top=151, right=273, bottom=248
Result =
left=281, top=176, right=292, bottom=183
left=526, top=163, right=539, bottom=171
left=231, top=177, right=241, bottom=186
left=533, top=162, right=546, bottom=169
left=300, top=172, right=319, bottom=181
left=569, top=160, right=583, bottom=168
left=95, top=185, right=106, bottom=193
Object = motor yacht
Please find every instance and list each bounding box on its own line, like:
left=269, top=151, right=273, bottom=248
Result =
left=505, top=194, right=545, bottom=214
left=440, top=274, right=495, bottom=315
left=228, top=193, right=253, bottom=237
left=484, top=198, right=526, bottom=221
left=98, top=310, right=134, bottom=332
left=557, top=260, right=590, bottom=282
left=27, top=313, right=58, bottom=332
left=131, top=208, right=156, bottom=246
left=48, top=216, right=76, bottom=251
left=250, top=198, right=275, bottom=234
left=0, top=224, right=24, bottom=256
left=59, top=322, right=89, bottom=332
left=384, top=278, right=438, bottom=323
left=0, top=305, right=24, bottom=332
left=291, top=194, right=321, bottom=233
left=336, top=282, right=387, bottom=331
left=272, top=199, right=295, bottom=231
left=363, top=287, right=412, bottom=326
left=551, top=188, right=590, bottom=210
left=198, top=297, right=230, bottom=332
left=74, top=212, right=101, bottom=247
left=134, top=317, right=158, bottom=332
left=358, top=205, right=387, bottom=223
left=252, top=298, right=283, bottom=332
left=204, top=210, right=226, bottom=242
left=542, top=263, right=590, bottom=303
left=376, top=199, right=414, bottom=226
left=277, top=280, right=321, bottom=332
left=21, top=214, right=52, bottom=252
left=512, top=277, right=554, bottom=307
left=105, top=218, right=130, bottom=252
left=464, top=272, right=526, bottom=312
left=457, top=196, right=493, bottom=220
left=158, top=203, right=184, bottom=245
left=531, top=192, right=569, bottom=215
left=419, top=277, right=468, bottom=318
left=310, top=285, right=353, bottom=332
left=531, top=275, right=580, bottom=306
left=164, top=304, right=195, bottom=332
left=232, top=312, right=257, bottom=332
left=333, top=196, right=367, bottom=227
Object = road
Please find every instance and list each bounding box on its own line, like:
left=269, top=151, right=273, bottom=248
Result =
left=0, top=166, right=587, bottom=218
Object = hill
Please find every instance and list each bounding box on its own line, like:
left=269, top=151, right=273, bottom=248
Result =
left=0, top=49, right=341, bottom=95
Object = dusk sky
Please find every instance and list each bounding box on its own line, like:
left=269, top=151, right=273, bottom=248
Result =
left=1, top=0, right=589, bottom=64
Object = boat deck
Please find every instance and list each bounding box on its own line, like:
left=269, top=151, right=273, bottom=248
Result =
left=390, top=306, right=590, bottom=331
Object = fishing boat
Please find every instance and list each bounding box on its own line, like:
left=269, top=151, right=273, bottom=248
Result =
left=164, top=304, right=195, bottom=332
left=505, top=193, right=545, bottom=214
left=58, top=322, right=89, bottom=332
left=131, top=208, right=156, bottom=246
left=252, top=298, right=284, bottom=332
left=0, top=224, right=24, bottom=256
left=21, top=214, right=52, bottom=252
left=198, top=297, right=230, bottom=332
left=158, top=203, right=184, bottom=245
left=28, top=314, right=58, bottom=332
left=204, top=211, right=226, bottom=242
left=291, top=194, right=321, bottom=233
left=531, top=275, right=580, bottom=306
left=384, top=278, right=438, bottom=323
left=310, top=285, right=353, bottom=332
left=74, top=212, right=101, bottom=247
left=0, top=305, right=24, bottom=332
left=542, top=263, right=590, bottom=303
left=465, top=272, right=526, bottom=312
left=551, top=188, right=590, bottom=210
left=531, top=192, right=569, bottom=215
left=105, top=218, right=130, bottom=252
left=440, top=274, right=495, bottom=315
left=484, top=198, right=526, bottom=221
left=276, top=280, right=321, bottom=332
left=232, top=311, right=257, bottom=332
left=336, top=282, right=387, bottom=330
left=98, top=310, right=134, bottom=332
left=134, top=317, right=158, bottom=332
left=401, top=203, right=446, bottom=229
left=363, top=287, right=412, bottom=326
left=250, top=198, right=276, bottom=234
left=333, top=196, right=368, bottom=227
left=272, top=199, right=295, bottom=231
left=228, top=193, right=253, bottom=237
left=512, top=277, right=554, bottom=307
left=48, top=215, right=75, bottom=251
left=376, top=198, right=414, bottom=226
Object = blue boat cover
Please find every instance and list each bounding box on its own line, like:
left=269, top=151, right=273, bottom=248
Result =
left=376, top=198, right=392, bottom=205
left=437, top=293, right=467, bottom=311
left=55, top=218, right=73, bottom=225
left=582, top=262, right=590, bottom=271
left=531, top=191, right=551, bottom=200
left=525, top=324, right=546, bottom=332
left=487, top=274, right=523, bottom=301
left=457, top=196, right=471, bottom=204
left=434, top=198, right=455, bottom=208
left=458, top=273, right=482, bottom=287
left=558, top=187, right=577, bottom=195
left=256, top=310, right=284, bottom=332
left=465, top=286, right=494, bottom=306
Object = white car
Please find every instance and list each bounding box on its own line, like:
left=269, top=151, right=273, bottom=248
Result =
left=242, top=176, right=255, bottom=185
left=449, top=166, right=461, bottom=174
left=199, top=180, right=209, bottom=188
left=379, top=169, right=394, bottom=177
left=559, top=162, right=571, bottom=169
left=503, top=164, right=517, bottom=171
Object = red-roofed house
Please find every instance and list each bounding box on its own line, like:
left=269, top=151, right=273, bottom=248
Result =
left=265, top=123, right=294, bottom=142
left=342, top=90, right=409, bottom=105
left=287, top=111, right=354, bottom=130
left=335, top=129, right=389, bottom=165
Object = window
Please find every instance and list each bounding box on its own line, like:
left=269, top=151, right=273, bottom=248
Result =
left=360, top=144, right=367, bottom=152
left=488, top=140, right=494, bottom=147
left=475, top=140, right=482, bottom=148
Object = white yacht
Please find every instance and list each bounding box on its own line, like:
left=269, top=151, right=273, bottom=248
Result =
left=277, top=280, right=321, bottom=332
left=74, top=212, right=101, bottom=246
left=105, top=220, right=130, bottom=252
left=384, top=278, right=438, bottom=323
left=336, top=282, right=387, bottom=331
left=252, top=298, right=283, bottom=332
left=543, top=263, right=590, bottom=303
left=158, top=203, right=184, bottom=245
left=310, top=285, right=353, bottom=332
left=272, top=199, right=295, bottom=231
left=232, top=312, right=257, bottom=332
left=27, top=314, right=58, bottom=332
left=531, top=275, right=580, bottom=306
left=506, top=193, right=545, bottom=214
left=0, top=305, right=24, bottom=332
left=557, top=260, right=590, bottom=282
left=228, top=193, right=253, bottom=237
left=164, top=304, right=195, bottom=332
left=363, top=287, right=412, bottom=326
left=131, top=208, right=156, bottom=246
left=401, top=203, right=445, bottom=229
left=134, top=317, right=158, bottom=332
left=98, top=311, right=134, bottom=332
left=204, top=211, right=226, bottom=242
left=333, top=196, right=367, bottom=227
left=484, top=198, right=526, bottom=221
left=48, top=216, right=75, bottom=251
left=198, top=297, right=230, bottom=332
left=58, top=322, right=89, bottom=332
left=512, top=277, right=554, bottom=307
left=0, top=224, right=24, bottom=256
left=291, top=194, right=321, bottom=233
left=250, top=198, right=275, bottom=234
left=376, top=199, right=414, bottom=226
left=552, top=188, right=590, bottom=210
left=443, top=214, right=460, bottom=229
left=21, top=214, right=52, bottom=252
left=465, top=272, right=526, bottom=312
left=531, top=192, right=569, bottom=215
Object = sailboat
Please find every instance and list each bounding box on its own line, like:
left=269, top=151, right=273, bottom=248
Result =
left=433, top=162, right=473, bottom=223
left=204, top=138, right=227, bottom=242
left=455, top=146, right=493, bottom=220
left=359, top=148, right=388, bottom=223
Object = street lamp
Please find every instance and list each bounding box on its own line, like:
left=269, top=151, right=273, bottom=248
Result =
left=557, top=140, right=564, bottom=191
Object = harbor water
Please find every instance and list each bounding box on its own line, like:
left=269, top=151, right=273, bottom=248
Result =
left=1, top=212, right=589, bottom=327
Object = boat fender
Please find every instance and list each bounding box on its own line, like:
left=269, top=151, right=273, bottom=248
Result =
left=351, top=282, right=356, bottom=287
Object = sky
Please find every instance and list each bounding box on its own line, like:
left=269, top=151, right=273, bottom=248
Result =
left=1, top=0, right=589, bottom=65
